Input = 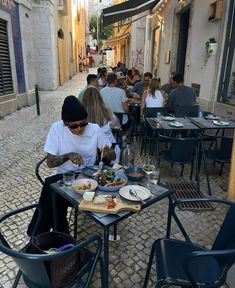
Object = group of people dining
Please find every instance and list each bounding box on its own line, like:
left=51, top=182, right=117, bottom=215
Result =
left=27, top=63, right=197, bottom=237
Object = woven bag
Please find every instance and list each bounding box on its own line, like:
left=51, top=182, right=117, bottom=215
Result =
left=30, top=231, right=82, bottom=287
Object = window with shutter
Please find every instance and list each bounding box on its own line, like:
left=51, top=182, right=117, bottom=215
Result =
left=0, top=18, right=13, bottom=96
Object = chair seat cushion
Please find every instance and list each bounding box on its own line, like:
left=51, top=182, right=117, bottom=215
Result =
left=155, top=238, right=221, bottom=286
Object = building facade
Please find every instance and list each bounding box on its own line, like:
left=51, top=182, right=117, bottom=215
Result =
left=146, top=0, right=235, bottom=118
left=0, top=0, right=88, bottom=118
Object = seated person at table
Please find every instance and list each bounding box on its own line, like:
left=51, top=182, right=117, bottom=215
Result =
left=126, top=68, right=141, bottom=86
left=77, top=74, right=98, bottom=102
left=100, top=72, right=131, bottom=132
left=141, top=78, right=164, bottom=114
left=166, top=73, right=196, bottom=113
left=161, top=72, right=176, bottom=101
left=82, top=86, right=121, bottom=163
left=131, top=72, right=153, bottom=99
left=27, top=96, right=115, bottom=236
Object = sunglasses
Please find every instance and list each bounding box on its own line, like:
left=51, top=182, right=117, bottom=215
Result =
left=66, top=121, right=88, bottom=129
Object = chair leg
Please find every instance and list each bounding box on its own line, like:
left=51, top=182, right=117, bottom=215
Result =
left=143, top=242, right=156, bottom=288
left=219, top=163, right=224, bottom=176
left=190, top=159, right=194, bottom=180
left=13, top=269, right=22, bottom=288
left=180, top=164, right=184, bottom=177
left=99, top=257, right=105, bottom=288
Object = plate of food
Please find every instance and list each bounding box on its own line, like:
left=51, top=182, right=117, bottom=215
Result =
left=72, top=179, right=98, bottom=194
left=161, top=116, right=175, bottom=121
left=213, top=120, right=229, bottom=126
left=169, top=121, right=184, bottom=127
left=96, top=171, right=128, bottom=192
left=119, top=185, right=151, bottom=201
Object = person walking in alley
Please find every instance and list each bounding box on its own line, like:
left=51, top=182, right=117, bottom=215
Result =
left=27, top=96, right=115, bottom=236
left=166, top=73, right=196, bottom=113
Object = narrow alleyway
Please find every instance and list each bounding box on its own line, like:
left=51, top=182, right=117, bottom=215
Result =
left=0, top=69, right=230, bottom=287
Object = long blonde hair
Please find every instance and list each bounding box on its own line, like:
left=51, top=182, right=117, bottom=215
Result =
left=149, top=78, right=161, bottom=98
left=82, top=86, right=113, bottom=127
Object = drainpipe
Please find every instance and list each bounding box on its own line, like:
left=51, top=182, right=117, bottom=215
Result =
left=144, top=15, right=152, bottom=73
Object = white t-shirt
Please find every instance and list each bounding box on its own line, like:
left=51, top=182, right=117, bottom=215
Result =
left=100, top=86, right=128, bottom=124
left=145, top=90, right=164, bottom=108
left=44, top=121, right=111, bottom=174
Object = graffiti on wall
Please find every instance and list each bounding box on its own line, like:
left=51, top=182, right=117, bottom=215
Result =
left=0, top=0, right=15, bottom=9
left=132, top=48, right=144, bottom=72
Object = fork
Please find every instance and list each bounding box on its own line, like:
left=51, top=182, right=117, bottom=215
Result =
left=129, top=189, right=146, bottom=205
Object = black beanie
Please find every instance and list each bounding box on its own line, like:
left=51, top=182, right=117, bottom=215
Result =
left=61, top=95, right=88, bottom=122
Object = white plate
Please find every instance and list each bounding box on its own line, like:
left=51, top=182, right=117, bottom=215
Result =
left=119, top=185, right=151, bottom=201
left=72, top=179, right=98, bottom=194
left=213, top=120, right=229, bottom=126
left=169, top=121, right=184, bottom=127
left=162, top=116, right=175, bottom=121
left=206, top=115, right=220, bottom=120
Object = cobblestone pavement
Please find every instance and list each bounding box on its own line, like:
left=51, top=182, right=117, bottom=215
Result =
left=0, top=69, right=231, bottom=287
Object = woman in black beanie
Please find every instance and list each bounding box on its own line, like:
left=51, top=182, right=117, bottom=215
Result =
left=28, top=96, right=115, bottom=236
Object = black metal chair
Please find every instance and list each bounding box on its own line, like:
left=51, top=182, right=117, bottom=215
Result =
left=0, top=204, right=104, bottom=288
left=185, top=110, right=212, bottom=118
left=174, top=105, right=200, bottom=117
left=113, top=112, right=134, bottom=142
left=206, top=135, right=233, bottom=176
left=144, top=198, right=235, bottom=288
left=158, top=135, right=200, bottom=188
left=140, top=107, right=168, bottom=156
left=35, top=155, right=48, bottom=185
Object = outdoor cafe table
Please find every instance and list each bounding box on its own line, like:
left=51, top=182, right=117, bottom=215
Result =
left=145, top=117, right=212, bottom=194
left=51, top=179, right=173, bottom=288
left=189, top=117, right=235, bottom=131
left=145, top=117, right=200, bottom=163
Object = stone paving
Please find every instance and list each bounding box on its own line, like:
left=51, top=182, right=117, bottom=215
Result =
left=0, top=69, right=231, bottom=287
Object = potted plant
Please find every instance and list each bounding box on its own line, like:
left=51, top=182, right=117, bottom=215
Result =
left=203, top=37, right=217, bottom=66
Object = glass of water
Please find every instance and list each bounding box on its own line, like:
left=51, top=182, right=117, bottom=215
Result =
left=142, top=157, right=155, bottom=187
left=63, top=172, right=75, bottom=186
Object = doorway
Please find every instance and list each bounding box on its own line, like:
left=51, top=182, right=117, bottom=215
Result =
left=176, top=8, right=190, bottom=75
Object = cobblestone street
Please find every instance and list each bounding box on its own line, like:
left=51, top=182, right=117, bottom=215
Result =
left=0, top=69, right=231, bottom=287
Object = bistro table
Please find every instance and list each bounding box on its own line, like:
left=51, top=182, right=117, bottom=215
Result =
left=145, top=117, right=213, bottom=194
left=51, top=178, right=174, bottom=288
left=190, top=117, right=235, bottom=131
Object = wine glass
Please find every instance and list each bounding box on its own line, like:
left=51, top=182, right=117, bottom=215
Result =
left=142, top=157, right=155, bottom=187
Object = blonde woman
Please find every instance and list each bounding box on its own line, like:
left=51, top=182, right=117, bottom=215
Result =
left=83, top=86, right=121, bottom=163
left=141, top=78, right=164, bottom=114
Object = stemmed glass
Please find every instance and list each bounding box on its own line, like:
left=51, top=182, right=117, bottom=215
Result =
left=142, top=157, right=156, bottom=187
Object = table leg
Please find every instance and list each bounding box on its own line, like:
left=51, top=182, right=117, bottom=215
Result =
left=52, top=190, right=58, bottom=231
left=103, top=226, right=110, bottom=288
left=74, top=206, right=78, bottom=240
left=200, top=139, right=212, bottom=195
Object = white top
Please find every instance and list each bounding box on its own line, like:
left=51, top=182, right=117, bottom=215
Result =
left=44, top=121, right=111, bottom=174
left=145, top=90, right=164, bottom=108
left=101, top=121, right=121, bottom=164
left=100, top=86, right=128, bottom=124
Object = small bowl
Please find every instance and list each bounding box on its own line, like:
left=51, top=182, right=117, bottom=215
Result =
left=125, top=167, right=146, bottom=182
left=72, top=179, right=98, bottom=194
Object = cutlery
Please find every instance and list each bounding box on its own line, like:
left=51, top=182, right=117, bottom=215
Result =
left=129, top=189, right=146, bottom=204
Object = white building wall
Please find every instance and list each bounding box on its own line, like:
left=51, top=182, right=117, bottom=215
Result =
left=18, top=0, right=37, bottom=104
left=149, top=0, right=234, bottom=117
left=130, top=17, right=146, bottom=73
left=32, top=0, right=58, bottom=90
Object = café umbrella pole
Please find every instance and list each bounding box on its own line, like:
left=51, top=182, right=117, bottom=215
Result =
left=35, top=84, right=40, bottom=116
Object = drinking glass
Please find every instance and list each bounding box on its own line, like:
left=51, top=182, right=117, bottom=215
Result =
left=149, top=169, right=160, bottom=185
left=142, top=157, right=155, bottom=187
left=63, top=172, right=75, bottom=186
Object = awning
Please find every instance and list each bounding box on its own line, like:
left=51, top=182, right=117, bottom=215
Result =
left=102, top=0, right=160, bottom=26
left=105, top=32, right=130, bottom=46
